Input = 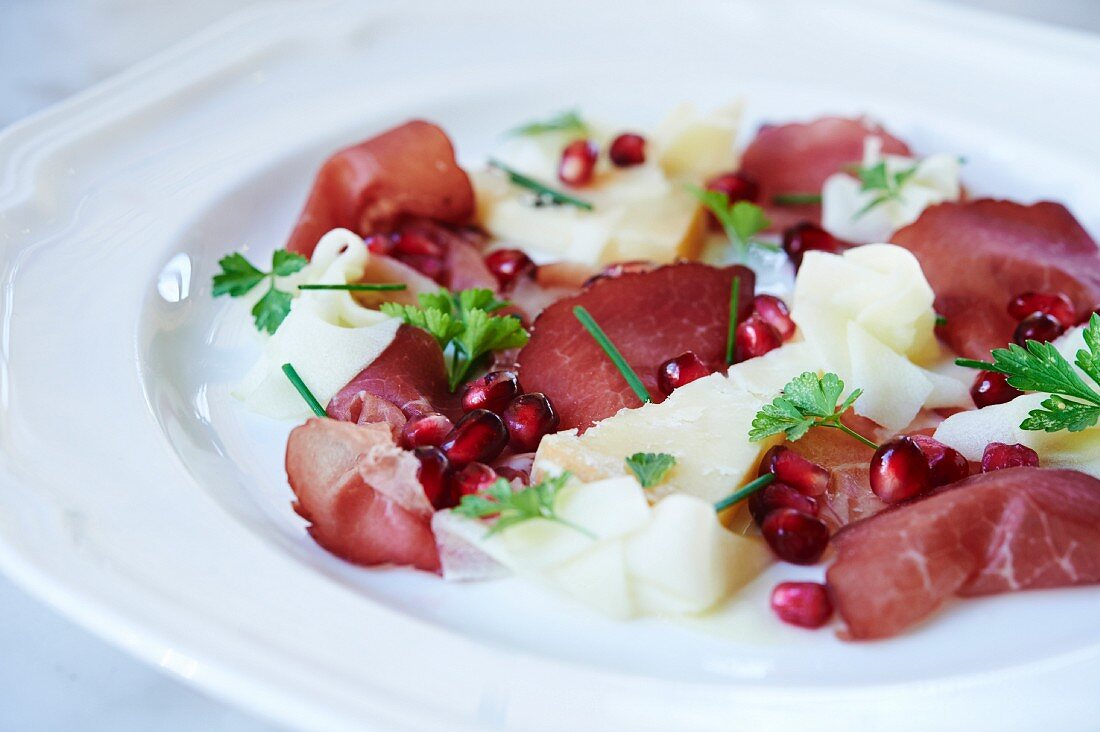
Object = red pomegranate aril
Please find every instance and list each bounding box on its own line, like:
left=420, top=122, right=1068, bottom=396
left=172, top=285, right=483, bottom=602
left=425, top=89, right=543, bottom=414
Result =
left=869, top=437, right=932, bottom=503
left=758, top=445, right=830, bottom=496
left=770, top=582, right=833, bottom=629
left=413, top=446, right=453, bottom=510
left=462, top=370, right=521, bottom=414
left=1013, top=312, right=1064, bottom=346
left=441, top=409, right=509, bottom=466
left=748, top=482, right=819, bottom=526
left=971, top=370, right=1023, bottom=408
left=392, top=229, right=443, bottom=258
left=705, top=172, right=759, bottom=204
left=907, top=434, right=970, bottom=487
left=761, top=508, right=830, bottom=565
left=981, top=442, right=1039, bottom=472
left=502, top=392, right=560, bottom=452
left=657, top=351, right=710, bottom=395
left=735, top=315, right=782, bottom=362
left=558, top=139, right=598, bottom=187
left=1007, top=291, right=1075, bottom=328
left=485, top=248, right=535, bottom=289
left=608, top=133, right=646, bottom=167
left=752, top=294, right=796, bottom=341
left=451, top=462, right=499, bottom=499
left=401, top=412, right=454, bottom=449
left=782, top=222, right=849, bottom=269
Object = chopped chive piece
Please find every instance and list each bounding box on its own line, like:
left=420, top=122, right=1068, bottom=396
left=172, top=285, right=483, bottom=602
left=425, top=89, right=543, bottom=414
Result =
left=281, top=363, right=327, bottom=417
left=298, top=283, right=407, bottom=292
left=489, top=159, right=594, bottom=211
left=935, top=314, right=948, bottom=326
left=772, top=192, right=823, bottom=206
left=714, top=473, right=775, bottom=513
left=573, top=305, right=651, bottom=403
left=726, top=277, right=741, bottom=365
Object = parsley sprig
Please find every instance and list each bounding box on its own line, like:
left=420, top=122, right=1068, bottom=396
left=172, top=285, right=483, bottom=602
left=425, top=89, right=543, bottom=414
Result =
left=624, top=453, right=676, bottom=488
left=453, top=472, right=595, bottom=538
left=381, top=289, right=529, bottom=391
left=851, top=161, right=919, bottom=219
left=212, top=249, right=308, bottom=334
left=958, top=314, right=1100, bottom=433
left=507, top=109, right=589, bottom=138
left=687, top=186, right=778, bottom=260
left=749, top=372, right=877, bottom=449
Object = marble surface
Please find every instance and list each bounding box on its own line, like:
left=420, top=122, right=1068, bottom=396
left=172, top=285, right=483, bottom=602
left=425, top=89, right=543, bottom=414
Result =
left=0, top=1, right=1096, bottom=730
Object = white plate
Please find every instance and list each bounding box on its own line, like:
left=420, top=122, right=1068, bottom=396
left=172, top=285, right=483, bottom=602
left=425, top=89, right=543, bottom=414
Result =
left=3, top=1, right=1100, bottom=729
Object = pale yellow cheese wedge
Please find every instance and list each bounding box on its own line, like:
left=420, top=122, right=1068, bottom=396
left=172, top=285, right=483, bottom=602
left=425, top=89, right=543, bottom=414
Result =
left=534, top=344, right=818, bottom=505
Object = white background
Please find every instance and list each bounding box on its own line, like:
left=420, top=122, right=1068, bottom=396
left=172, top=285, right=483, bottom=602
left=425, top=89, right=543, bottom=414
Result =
left=1, top=0, right=1097, bottom=729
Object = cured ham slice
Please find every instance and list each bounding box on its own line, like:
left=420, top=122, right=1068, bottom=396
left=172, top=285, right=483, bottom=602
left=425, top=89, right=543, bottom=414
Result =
left=891, top=200, right=1100, bottom=358
left=287, top=121, right=474, bottom=259
left=738, top=117, right=911, bottom=230
left=517, top=263, right=754, bottom=431
left=787, top=414, right=882, bottom=530
left=286, top=419, right=440, bottom=572
left=328, top=325, right=461, bottom=422
left=827, top=467, right=1100, bottom=640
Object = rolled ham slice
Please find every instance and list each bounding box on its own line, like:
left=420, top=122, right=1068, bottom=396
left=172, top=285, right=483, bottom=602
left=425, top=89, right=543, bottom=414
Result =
left=287, top=121, right=474, bottom=259
left=891, top=199, right=1100, bottom=358
left=286, top=419, right=440, bottom=572
left=827, top=467, right=1100, bottom=640
left=738, top=117, right=911, bottom=231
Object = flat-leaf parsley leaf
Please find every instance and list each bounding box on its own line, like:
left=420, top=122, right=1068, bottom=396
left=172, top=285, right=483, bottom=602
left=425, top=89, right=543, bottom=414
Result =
left=749, top=371, right=877, bottom=449
left=381, top=288, right=528, bottom=390
left=687, top=186, right=778, bottom=260
left=957, top=313, right=1100, bottom=434
left=624, top=452, right=676, bottom=488
left=453, top=472, right=594, bottom=538
left=212, top=249, right=308, bottom=334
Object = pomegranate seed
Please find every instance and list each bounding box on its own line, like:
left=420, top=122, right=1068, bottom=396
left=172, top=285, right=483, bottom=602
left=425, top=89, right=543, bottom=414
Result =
left=608, top=133, right=646, bottom=167
left=981, top=442, right=1039, bottom=472
left=462, top=370, right=521, bottom=414
left=761, top=508, right=830, bottom=565
left=502, top=392, right=560, bottom=452
left=758, top=446, right=830, bottom=496
left=1008, top=291, right=1075, bottom=328
left=441, top=409, right=509, bottom=466
left=770, top=582, right=833, bottom=629
left=401, top=412, right=454, bottom=449
left=558, top=139, right=598, bottom=187
left=782, top=222, right=849, bottom=268
left=451, top=462, right=499, bottom=499
left=869, top=437, right=932, bottom=503
left=908, top=434, right=970, bottom=487
left=752, top=295, right=796, bottom=341
left=365, top=234, right=394, bottom=255
left=735, top=315, right=782, bottom=362
left=1013, top=312, right=1064, bottom=346
left=748, top=482, right=819, bottom=526
left=971, top=370, right=1023, bottom=408
left=657, top=351, right=710, bottom=395
left=392, top=229, right=443, bottom=258
left=705, top=172, right=759, bottom=204
left=413, top=446, right=454, bottom=509
left=485, top=248, right=535, bottom=289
